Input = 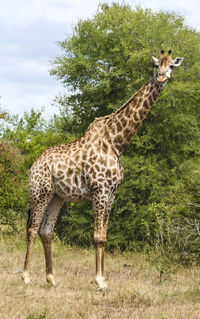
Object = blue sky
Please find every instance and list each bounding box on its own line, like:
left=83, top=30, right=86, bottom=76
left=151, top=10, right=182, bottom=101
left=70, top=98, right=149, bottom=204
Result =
left=1, top=0, right=199, bottom=119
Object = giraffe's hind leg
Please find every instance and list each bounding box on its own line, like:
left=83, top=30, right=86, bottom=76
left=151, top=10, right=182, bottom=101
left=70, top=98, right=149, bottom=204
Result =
left=39, top=194, right=64, bottom=287
left=21, top=194, right=53, bottom=284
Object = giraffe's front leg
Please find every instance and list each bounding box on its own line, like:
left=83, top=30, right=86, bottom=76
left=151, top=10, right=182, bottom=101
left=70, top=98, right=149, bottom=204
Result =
left=93, top=190, right=116, bottom=290
left=95, top=241, right=107, bottom=289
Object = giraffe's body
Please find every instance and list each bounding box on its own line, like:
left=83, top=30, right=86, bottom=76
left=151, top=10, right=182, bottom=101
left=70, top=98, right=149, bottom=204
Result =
left=22, top=51, right=183, bottom=289
left=31, top=119, right=124, bottom=204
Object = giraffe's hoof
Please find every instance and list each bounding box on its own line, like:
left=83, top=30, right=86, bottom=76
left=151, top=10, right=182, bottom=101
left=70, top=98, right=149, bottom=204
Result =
left=95, top=275, right=108, bottom=290
left=46, top=274, right=57, bottom=287
left=21, top=272, right=31, bottom=284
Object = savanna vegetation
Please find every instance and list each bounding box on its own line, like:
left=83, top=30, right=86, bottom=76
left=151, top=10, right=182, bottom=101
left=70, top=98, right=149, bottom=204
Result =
left=0, top=2, right=200, bottom=276
left=0, top=236, right=200, bottom=319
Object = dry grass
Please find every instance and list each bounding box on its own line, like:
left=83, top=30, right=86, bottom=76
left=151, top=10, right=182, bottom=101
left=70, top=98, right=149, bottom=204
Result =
left=0, top=235, right=200, bottom=319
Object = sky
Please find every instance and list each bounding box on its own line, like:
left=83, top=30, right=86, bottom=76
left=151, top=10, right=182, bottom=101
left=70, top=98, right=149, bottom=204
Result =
left=0, top=0, right=199, bottom=119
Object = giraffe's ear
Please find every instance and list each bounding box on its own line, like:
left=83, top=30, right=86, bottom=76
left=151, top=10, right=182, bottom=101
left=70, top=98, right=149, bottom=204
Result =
left=152, top=56, right=159, bottom=65
left=172, top=57, right=184, bottom=67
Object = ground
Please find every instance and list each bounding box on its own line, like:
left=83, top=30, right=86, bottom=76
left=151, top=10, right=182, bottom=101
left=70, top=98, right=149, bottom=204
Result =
left=0, top=235, right=200, bottom=319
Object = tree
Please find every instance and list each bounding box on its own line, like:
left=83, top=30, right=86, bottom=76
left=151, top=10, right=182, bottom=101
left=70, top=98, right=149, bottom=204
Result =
left=0, top=141, right=28, bottom=230
left=0, top=109, right=69, bottom=169
left=50, top=3, right=200, bottom=261
left=51, top=3, right=200, bottom=135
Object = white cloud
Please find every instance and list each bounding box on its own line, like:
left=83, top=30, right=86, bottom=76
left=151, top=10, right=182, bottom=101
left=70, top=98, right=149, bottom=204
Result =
left=0, top=80, right=63, bottom=118
left=138, top=0, right=200, bottom=30
left=138, top=0, right=198, bottom=11
left=0, top=0, right=99, bottom=28
left=0, top=56, right=48, bottom=80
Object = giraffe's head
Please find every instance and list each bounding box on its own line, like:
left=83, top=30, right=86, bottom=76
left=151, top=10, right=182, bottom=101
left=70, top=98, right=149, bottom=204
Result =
left=152, top=50, right=183, bottom=83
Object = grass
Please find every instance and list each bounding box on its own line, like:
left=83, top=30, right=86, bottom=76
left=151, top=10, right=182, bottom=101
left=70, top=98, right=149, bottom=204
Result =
left=0, top=234, right=200, bottom=319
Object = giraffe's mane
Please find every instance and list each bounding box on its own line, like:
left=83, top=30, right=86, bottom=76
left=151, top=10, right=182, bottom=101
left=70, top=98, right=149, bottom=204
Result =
left=84, top=80, right=150, bottom=135
left=83, top=114, right=111, bottom=135
left=115, top=82, right=148, bottom=115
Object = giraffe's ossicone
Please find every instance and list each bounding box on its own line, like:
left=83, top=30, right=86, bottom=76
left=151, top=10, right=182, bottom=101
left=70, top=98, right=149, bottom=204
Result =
left=22, top=51, right=183, bottom=290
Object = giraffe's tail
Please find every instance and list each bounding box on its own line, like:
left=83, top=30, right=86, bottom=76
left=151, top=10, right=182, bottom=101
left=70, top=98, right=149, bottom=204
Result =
left=27, top=208, right=31, bottom=225
left=26, top=208, right=32, bottom=237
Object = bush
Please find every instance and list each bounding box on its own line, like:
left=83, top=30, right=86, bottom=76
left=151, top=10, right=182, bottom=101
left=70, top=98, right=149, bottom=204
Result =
left=0, top=141, right=28, bottom=230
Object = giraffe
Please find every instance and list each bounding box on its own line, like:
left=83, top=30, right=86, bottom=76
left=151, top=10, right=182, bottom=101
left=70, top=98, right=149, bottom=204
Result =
left=22, top=50, right=183, bottom=290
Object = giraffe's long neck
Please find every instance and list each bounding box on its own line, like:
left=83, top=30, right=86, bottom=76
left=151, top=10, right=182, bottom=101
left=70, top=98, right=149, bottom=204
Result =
left=106, top=76, right=165, bottom=155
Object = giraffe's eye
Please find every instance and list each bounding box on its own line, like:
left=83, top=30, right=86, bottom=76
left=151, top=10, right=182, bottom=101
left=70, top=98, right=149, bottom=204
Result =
left=170, top=65, right=174, bottom=69
left=155, top=65, right=159, bottom=68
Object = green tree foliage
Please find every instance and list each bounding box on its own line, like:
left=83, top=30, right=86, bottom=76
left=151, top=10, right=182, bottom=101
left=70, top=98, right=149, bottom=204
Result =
left=0, top=141, right=28, bottom=230
left=0, top=109, right=69, bottom=169
left=51, top=4, right=200, bottom=135
left=51, top=3, right=200, bottom=262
